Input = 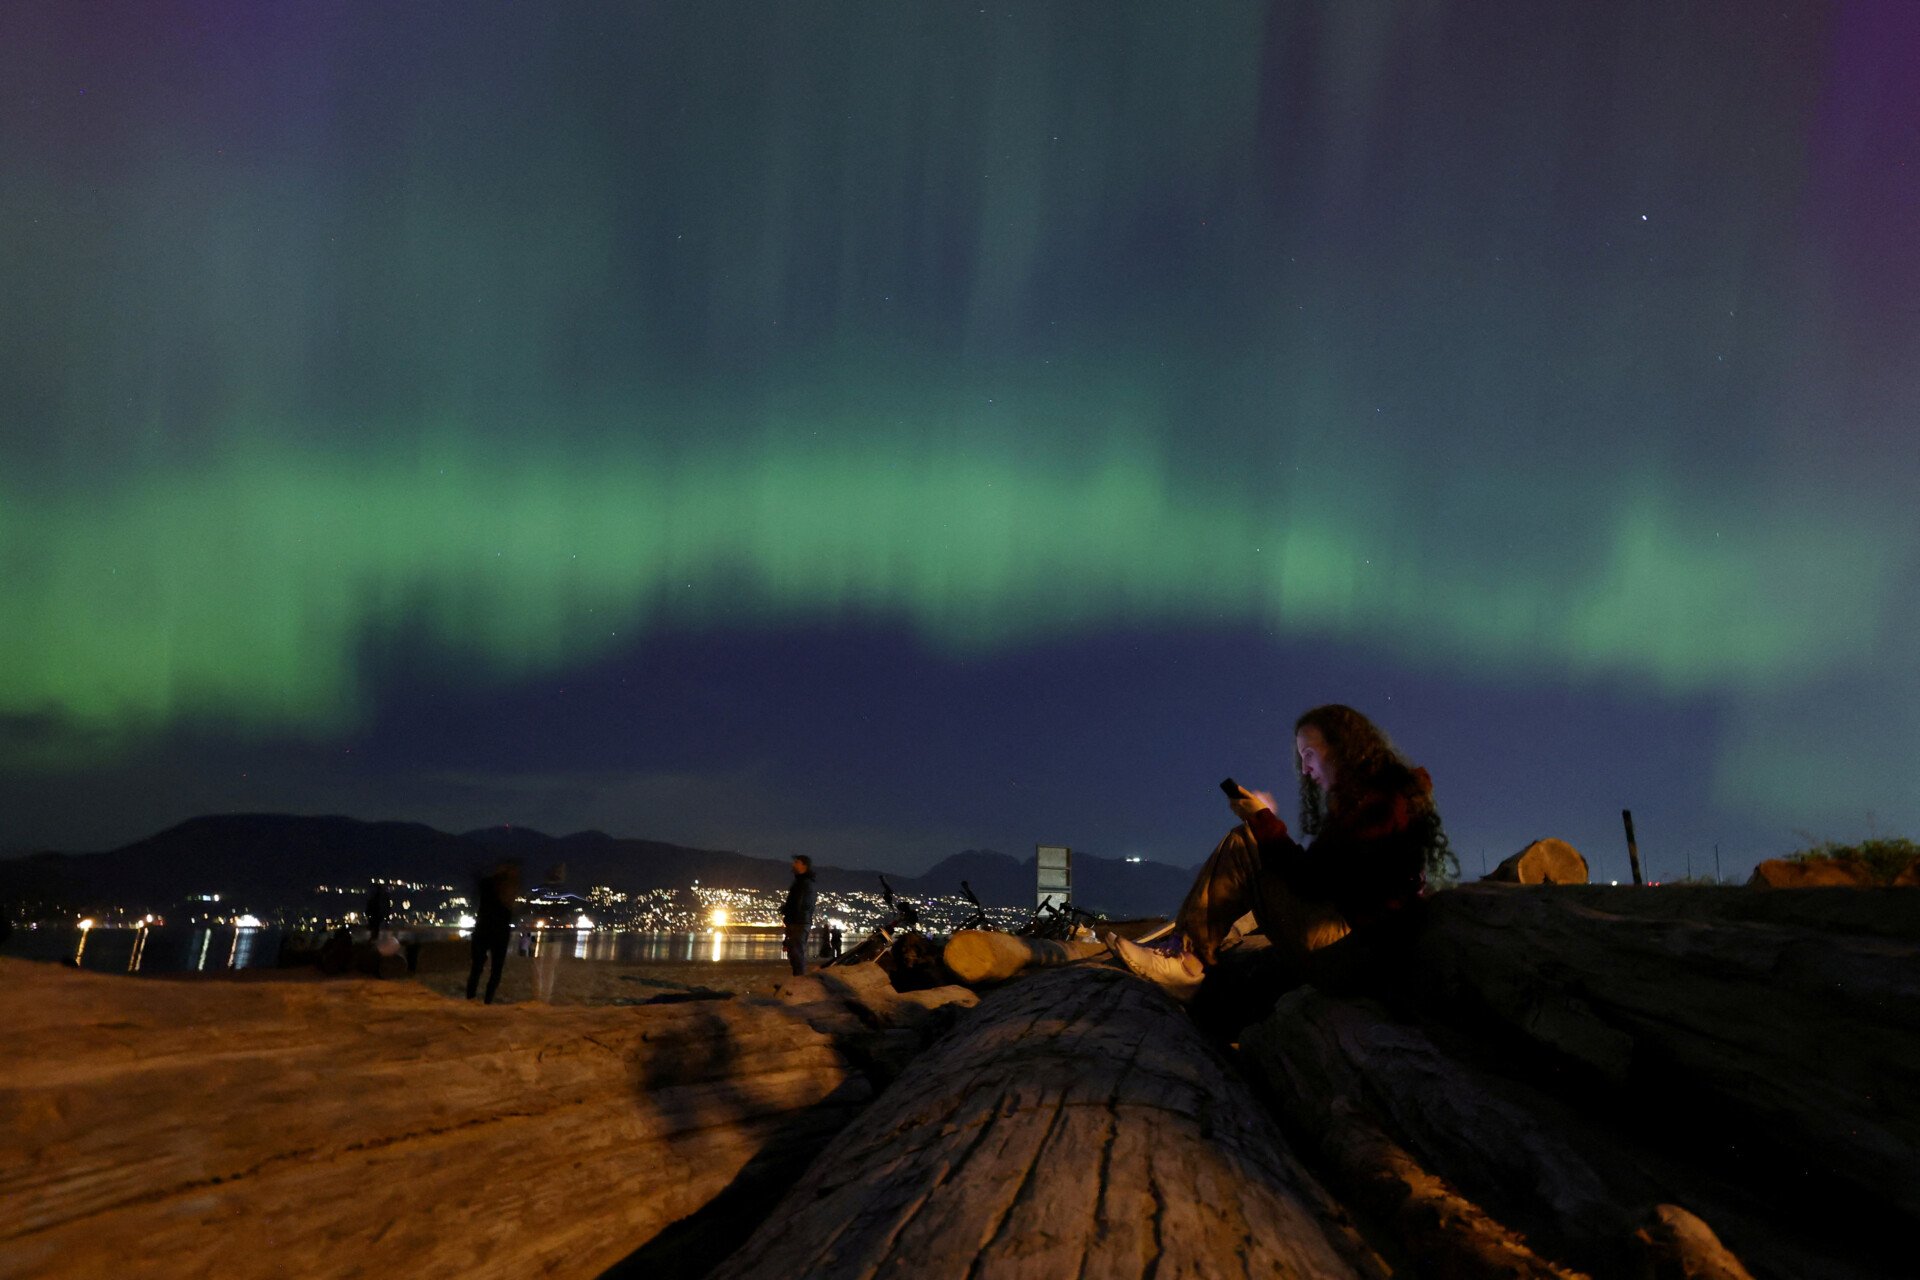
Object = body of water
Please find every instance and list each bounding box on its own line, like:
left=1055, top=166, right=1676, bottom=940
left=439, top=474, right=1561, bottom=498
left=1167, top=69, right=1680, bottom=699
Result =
left=3, top=924, right=284, bottom=973
left=1, top=924, right=804, bottom=973
left=556, top=928, right=792, bottom=965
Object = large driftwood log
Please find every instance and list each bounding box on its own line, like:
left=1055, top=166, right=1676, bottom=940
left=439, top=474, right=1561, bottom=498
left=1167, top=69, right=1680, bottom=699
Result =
left=771, top=960, right=980, bottom=1027
left=1279, top=1095, right=1584, bottom=1280
left=1484, top=838, right=1588, bottom=885
left=711, top=966, right=1387, bottom=1280
left=1407, top=886, right=1920, bottom=1234
left=1508, top=882, right=1920, bottom=939
left=1249, top=988, right=1640, bottom=1262
left=1747, top=859, right=1885, bottom=887
left=768, top=963, right=981, bottom=1081
left=1245, top=990, right=1589, bottom=1278
left=942, top=929, right=1107, bottom=984
left=0, top=958, right=960, bottom=1280
left=1244, top=989, right=1779, bottom=1280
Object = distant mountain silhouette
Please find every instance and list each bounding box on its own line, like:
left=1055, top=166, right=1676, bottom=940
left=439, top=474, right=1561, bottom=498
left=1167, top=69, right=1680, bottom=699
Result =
left=0, top=813, right=1196, bottom=919
left=461, top=824, right=557, bottom=845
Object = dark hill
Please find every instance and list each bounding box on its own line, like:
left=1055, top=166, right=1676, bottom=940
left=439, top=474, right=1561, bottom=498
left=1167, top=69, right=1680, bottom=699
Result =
left=0, top=814, right=849, bottom=911
left=60, top=814, right=472, bottom=904
left=0, top=814, right=1195, bottom=919
left=891, top=849, right=1026, bottom=902
left=461, top=825, right=557, bottom=846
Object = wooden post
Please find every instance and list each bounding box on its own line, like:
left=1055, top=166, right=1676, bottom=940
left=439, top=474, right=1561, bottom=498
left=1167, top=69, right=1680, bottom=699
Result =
left=1622, top=808, right=1644, bottom=886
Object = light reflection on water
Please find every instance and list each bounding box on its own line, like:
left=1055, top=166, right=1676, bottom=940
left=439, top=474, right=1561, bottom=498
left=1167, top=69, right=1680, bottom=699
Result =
left=533, top=929, right=788, bottom=965
left=3, top=926, right=794, bottom=973
left=1, top=925, right=284, bottom=974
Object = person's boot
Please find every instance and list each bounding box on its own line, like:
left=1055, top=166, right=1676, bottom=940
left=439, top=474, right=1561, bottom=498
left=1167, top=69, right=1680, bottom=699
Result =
left=1108, top=933, right=1204, bottom=1001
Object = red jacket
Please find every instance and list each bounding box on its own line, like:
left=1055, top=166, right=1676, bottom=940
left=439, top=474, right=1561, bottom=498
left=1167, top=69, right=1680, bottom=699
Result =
left=1246, top=767, right=1432, bottom=928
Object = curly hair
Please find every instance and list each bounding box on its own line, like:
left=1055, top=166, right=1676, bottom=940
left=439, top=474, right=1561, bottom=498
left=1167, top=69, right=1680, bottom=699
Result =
left=1294, top=704, right=1456, bottom=882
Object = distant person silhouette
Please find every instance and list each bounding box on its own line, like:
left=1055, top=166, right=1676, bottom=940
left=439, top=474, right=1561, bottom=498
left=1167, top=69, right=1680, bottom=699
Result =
left=365, top=883, right=390, bottom=940
left=466, top=862, right=520, bottom=1003
left=782, top=855, right=817, bottom=977
left=319, top=925, right=355, bottom=975
left=830, top=925, right=843, bottom=959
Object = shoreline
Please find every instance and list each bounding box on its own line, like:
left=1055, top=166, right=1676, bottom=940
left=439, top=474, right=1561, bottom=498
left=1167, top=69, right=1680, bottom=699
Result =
left=0, top=944, right=800, bottom=1003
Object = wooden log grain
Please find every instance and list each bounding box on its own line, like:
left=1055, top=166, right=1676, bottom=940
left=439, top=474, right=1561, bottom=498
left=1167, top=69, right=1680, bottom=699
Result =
left=1484, top=839, right=1588, bottom=885
left=1632, top=1205, right=1758, bottom=1280
left=0, top=957, right=880, bottom=1280
left=1519, top=883, right=1920, bottom=941
left=1292, top=1095, right=1586, bottom=1280
left=1248, top=988, right=1637, bottom=1250
left=1407, top=885, right=1920, bottom=1231
left=942, top=929, right=1107, bottom=984
left=1243, top=989, right=1775, bottom=1279
left=711, top=966, right=1388, bottom=1280
left=768, top=963, right=981, bottom=1082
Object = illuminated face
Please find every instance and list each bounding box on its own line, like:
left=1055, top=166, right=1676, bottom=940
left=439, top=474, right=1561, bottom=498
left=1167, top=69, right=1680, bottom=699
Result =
left=791, top=857, right=808, bottom=876
left=1296, top=725, right=1336, bottom=792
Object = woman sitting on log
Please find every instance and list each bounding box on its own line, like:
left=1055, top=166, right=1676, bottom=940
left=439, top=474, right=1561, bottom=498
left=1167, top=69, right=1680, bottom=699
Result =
left=1110, top=704, right=1453, bottom=1006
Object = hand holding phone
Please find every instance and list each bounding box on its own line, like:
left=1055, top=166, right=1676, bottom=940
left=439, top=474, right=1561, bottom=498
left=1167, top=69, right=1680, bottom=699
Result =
left=1220, top=777, right=1268, bottom=820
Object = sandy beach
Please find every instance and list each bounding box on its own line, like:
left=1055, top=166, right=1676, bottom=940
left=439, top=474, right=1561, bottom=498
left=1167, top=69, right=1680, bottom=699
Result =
left=407, top=946, right=796, bottom=1006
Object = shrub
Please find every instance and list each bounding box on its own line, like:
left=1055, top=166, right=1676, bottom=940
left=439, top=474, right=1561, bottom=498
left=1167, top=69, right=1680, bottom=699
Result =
left=1784, top=837, right=1920, bottom=885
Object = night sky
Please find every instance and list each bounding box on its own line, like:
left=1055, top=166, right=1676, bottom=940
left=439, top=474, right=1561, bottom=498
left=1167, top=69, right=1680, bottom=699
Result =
left=3, top=2, right=1916, bottom=883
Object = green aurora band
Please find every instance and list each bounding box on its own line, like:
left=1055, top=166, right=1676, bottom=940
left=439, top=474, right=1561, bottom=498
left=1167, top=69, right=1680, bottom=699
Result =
left=3, top=430, right=1899, bottom=753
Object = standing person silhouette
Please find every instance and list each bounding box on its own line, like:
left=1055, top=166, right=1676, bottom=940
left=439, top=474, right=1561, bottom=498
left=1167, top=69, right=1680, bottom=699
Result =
left=466, top=862, right=520, bottom=1004
left=781, top=856, right=818, bottom=977
left=364, top=883, right=390, bottom=942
